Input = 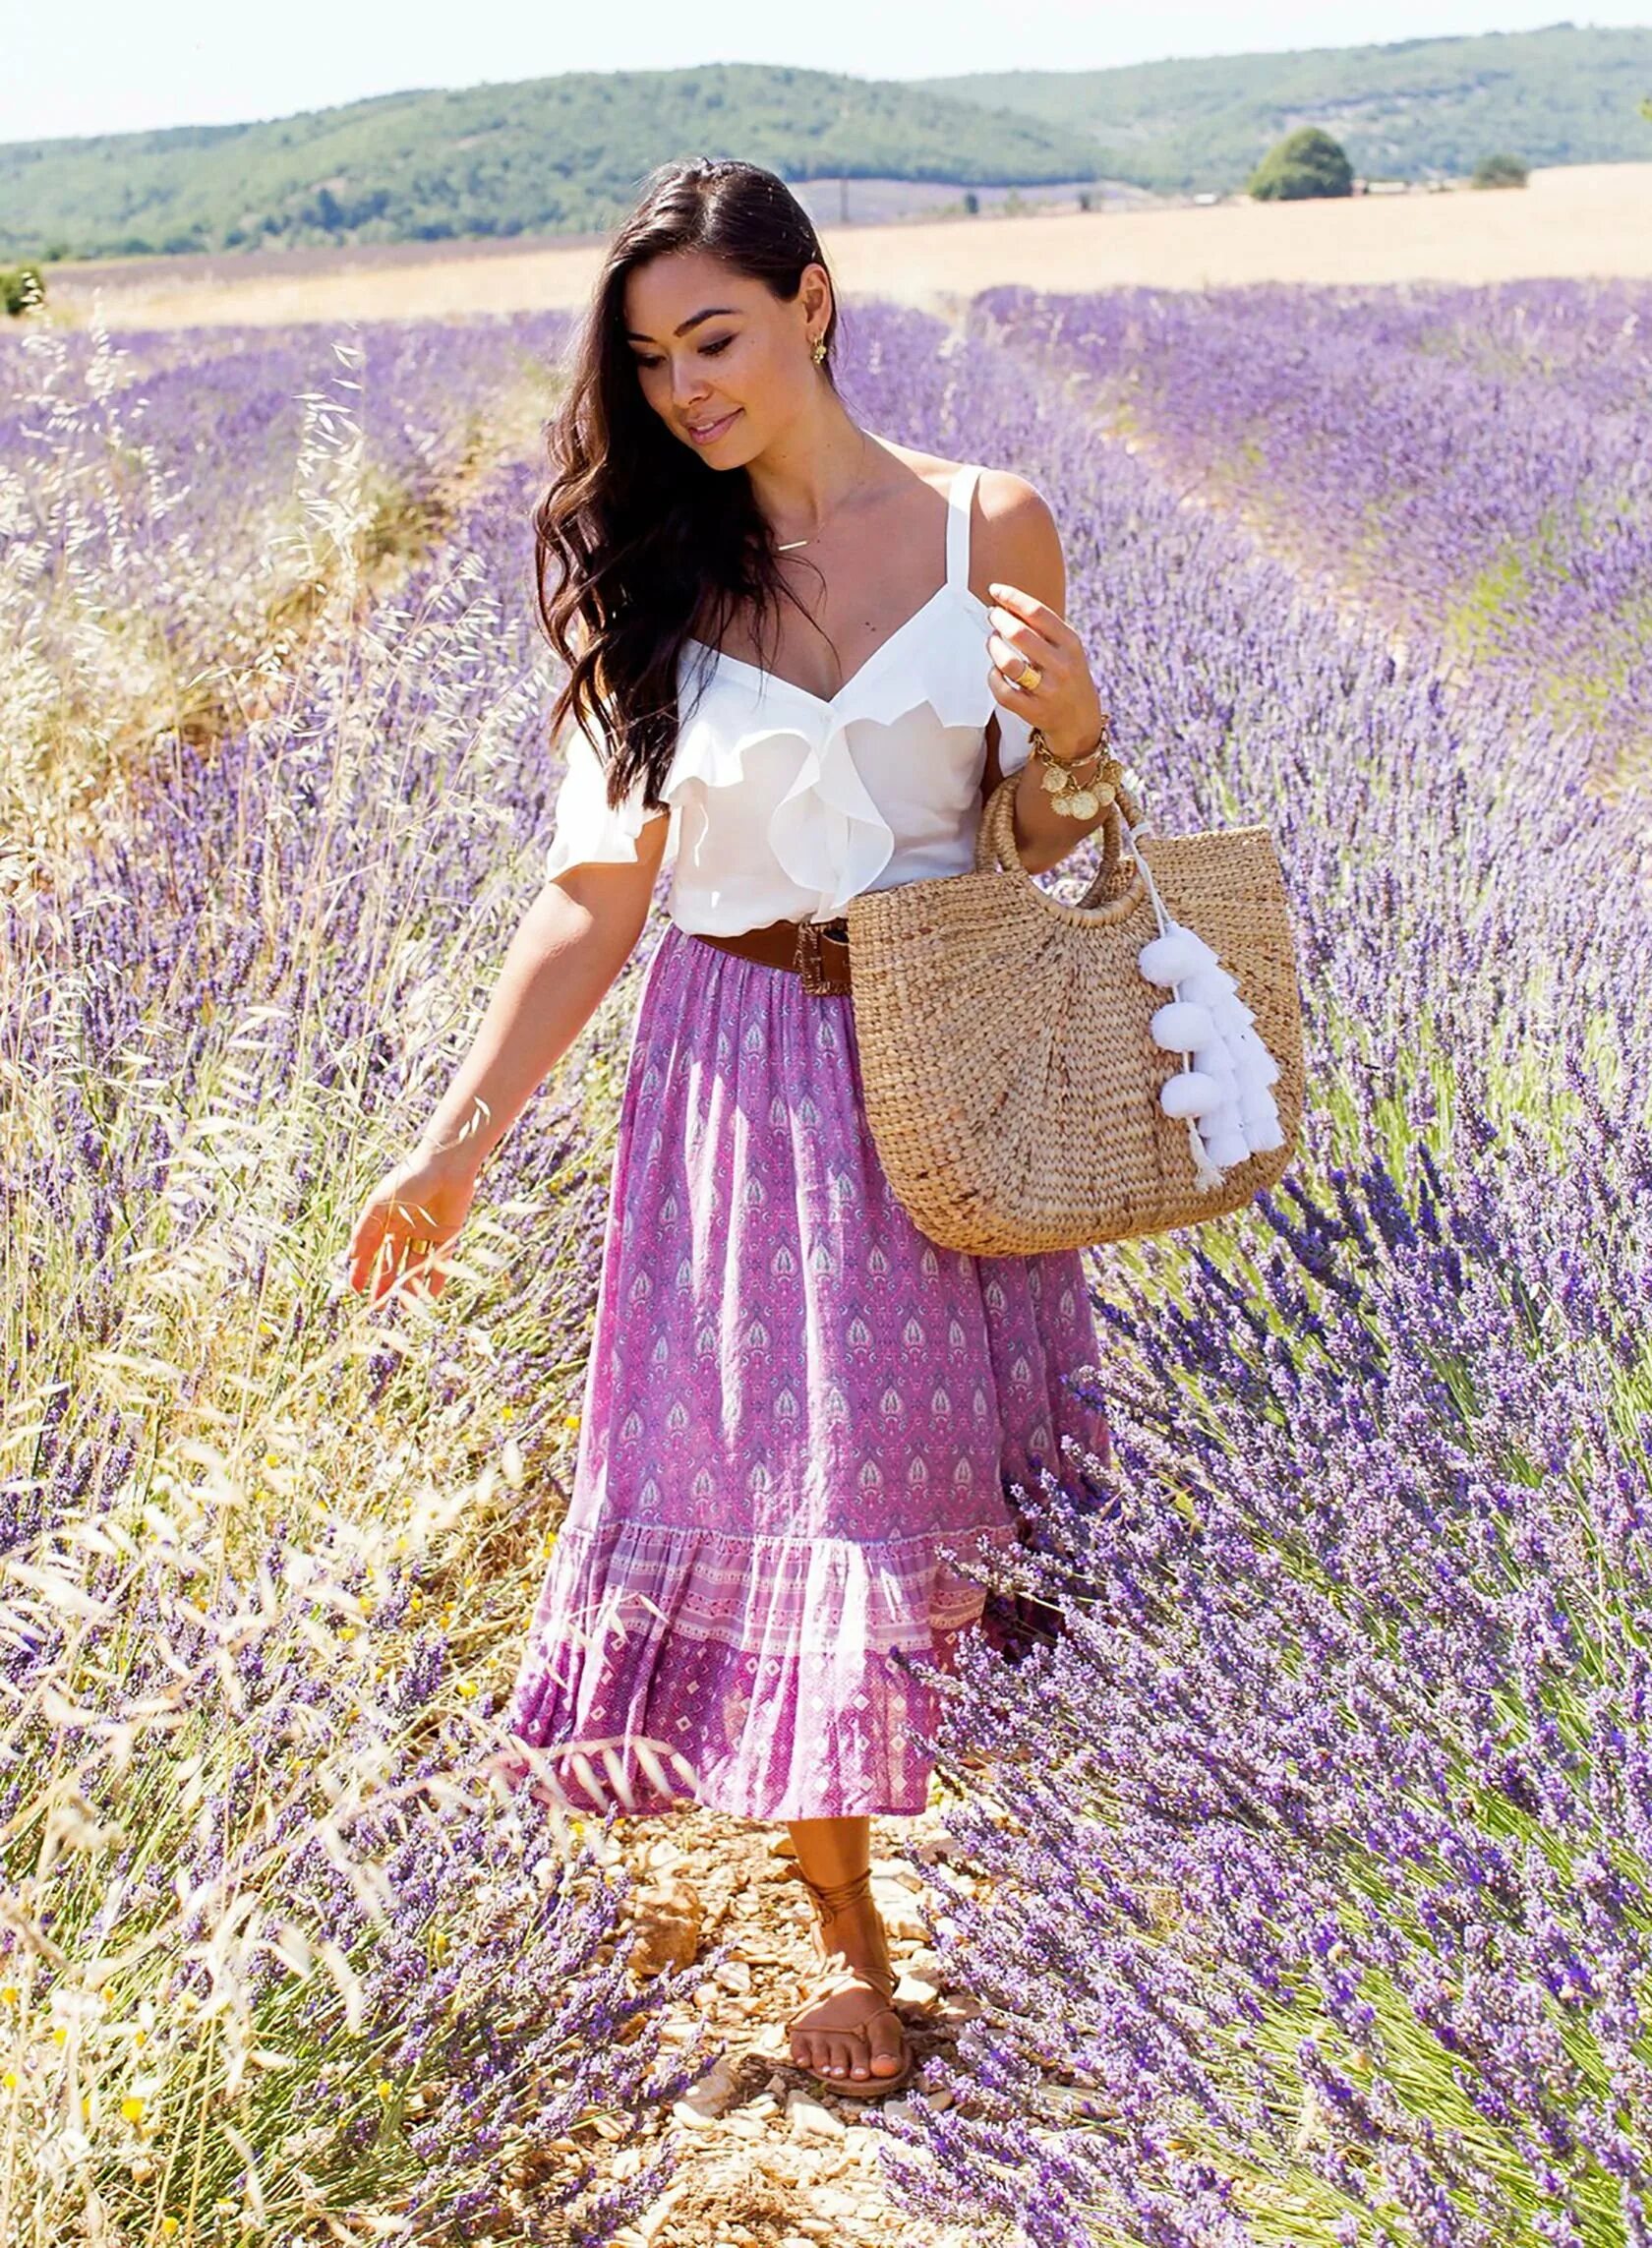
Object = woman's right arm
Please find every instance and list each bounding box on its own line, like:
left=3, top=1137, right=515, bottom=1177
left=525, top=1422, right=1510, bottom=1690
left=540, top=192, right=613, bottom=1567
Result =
left=344, top=811, right=670, bottom=1303
left=414, top=815, right=671, bottom=1175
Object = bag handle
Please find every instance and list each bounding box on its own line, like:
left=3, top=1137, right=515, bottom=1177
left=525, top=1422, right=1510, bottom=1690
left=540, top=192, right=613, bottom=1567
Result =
left=972, top=770, right=1150, bottom=926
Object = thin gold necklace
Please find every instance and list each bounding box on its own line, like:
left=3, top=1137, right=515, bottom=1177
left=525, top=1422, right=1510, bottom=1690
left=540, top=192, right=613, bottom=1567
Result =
left=774, top=436, right=876, bottom=552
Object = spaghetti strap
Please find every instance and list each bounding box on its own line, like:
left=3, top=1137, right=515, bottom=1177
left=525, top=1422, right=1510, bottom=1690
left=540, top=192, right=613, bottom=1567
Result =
left=945, top=463, right=979, bottom=595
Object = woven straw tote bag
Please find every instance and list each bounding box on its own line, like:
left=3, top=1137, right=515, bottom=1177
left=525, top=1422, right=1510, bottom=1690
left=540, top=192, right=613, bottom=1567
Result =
left=841, top=769, right=1306, bottom=1255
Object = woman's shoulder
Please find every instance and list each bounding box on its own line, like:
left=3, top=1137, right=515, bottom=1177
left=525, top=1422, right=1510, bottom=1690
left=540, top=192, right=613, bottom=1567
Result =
left=963, top=459, right=1055, bottom=533
left=871, top=443, right=1056, bottom=595
left=964, top=465, right=1061, bottom=610
left=876, top=439, right=1047, bottom=511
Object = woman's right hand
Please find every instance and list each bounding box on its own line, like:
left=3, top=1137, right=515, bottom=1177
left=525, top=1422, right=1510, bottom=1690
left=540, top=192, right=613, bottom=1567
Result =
left=344, top=1148, right=477, bottom=1306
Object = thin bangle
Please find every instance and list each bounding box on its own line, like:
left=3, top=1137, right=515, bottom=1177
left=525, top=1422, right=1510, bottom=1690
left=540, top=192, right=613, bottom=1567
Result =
left=1031, top=728, right=1110, bottom=778
left=1032, top=706, right=1111, bottom=769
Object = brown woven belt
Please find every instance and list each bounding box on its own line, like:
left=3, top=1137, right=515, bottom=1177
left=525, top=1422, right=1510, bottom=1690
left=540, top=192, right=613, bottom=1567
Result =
left=689, top=914, right=853, bottom=995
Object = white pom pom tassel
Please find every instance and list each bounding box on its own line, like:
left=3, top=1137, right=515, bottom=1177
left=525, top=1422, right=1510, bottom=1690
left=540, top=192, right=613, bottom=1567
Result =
left=1142, top=930, right=1205, bottom=984
left=1206, top=1123, right=1252, bottom=1169
left=1182, top=968, right=1237, bottom=1008
left=1126, top=845, right=1287, bottom=1188
left=1236, top=1030, right=1281, bottom=1087
left=1188, top=1127, right=1223, bottom=1190
left=1159, top=1069, right=1224, bottom=1119
left=1150, top=1000, right=1215, bottom=1051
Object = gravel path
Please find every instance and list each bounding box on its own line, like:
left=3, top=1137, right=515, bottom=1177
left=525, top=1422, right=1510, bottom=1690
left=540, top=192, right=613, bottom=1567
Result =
left=580, top=1797, right=1005, bottom=2248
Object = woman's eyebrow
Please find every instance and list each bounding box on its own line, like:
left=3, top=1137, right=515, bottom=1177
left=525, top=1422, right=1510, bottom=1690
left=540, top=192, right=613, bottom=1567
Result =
left=624, top=307, right=742, bottom=341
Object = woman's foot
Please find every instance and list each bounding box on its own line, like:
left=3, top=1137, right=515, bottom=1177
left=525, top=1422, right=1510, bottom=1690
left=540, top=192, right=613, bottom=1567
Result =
left=784, top=1866, right=914, bottom=2093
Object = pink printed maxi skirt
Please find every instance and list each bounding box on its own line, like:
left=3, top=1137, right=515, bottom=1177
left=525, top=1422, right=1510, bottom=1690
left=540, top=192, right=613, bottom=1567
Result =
left=501, top=919, right=1114, bottom=1822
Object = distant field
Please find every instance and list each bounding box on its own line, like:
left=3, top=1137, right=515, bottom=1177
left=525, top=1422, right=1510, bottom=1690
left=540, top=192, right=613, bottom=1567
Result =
left=36, top=160, right=1652, bottom=334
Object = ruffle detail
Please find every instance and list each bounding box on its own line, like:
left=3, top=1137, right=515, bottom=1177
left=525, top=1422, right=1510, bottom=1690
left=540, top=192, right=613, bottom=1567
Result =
left=541, top=593, right=1031, bottom=900
left=542, top=723, right=677, bottom=883
left=501, top=1511, right=1024, bottom=1820
left=665, top=592, right=1030, bottom=917
left=667, top=695, right=898, bottom=918
left=768, top=722, right=897, bottom=915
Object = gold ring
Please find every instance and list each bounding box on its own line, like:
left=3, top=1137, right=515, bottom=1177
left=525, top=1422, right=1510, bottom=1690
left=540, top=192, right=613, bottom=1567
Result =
left=1015, top=660, right=1041, bottom=693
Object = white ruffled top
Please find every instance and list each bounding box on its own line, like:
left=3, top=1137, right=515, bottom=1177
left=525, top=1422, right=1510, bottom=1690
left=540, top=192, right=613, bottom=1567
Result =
left=541, top=462, right=1035, bottom=936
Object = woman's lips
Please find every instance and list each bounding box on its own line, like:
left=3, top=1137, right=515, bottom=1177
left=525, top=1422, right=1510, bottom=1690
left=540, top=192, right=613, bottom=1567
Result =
left=686, top=408, right=740, bottom=445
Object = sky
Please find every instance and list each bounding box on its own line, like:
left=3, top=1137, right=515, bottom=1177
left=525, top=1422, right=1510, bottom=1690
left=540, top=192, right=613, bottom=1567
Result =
left=5, top=2, right=1648, bottom=145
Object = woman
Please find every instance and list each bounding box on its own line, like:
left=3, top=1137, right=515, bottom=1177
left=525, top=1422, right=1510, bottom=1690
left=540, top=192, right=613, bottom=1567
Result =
left=345, top=157, right=1116, bottom=2102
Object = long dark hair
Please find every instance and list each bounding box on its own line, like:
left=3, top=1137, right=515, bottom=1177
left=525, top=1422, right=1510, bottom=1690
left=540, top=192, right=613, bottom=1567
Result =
left=533, top=158, right=844, bottom=814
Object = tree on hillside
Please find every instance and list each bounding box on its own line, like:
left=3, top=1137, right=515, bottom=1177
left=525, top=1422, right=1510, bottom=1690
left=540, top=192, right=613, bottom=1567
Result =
left=1247, top=126, right=1353, bottom=201
left=2, top=265, right=44, bottom=315
left=1472, top=151, right=1529, bottom=186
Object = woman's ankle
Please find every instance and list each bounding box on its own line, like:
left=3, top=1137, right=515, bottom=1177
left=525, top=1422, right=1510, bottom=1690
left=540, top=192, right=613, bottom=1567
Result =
left=810, top=1889, right=893, bottom=1982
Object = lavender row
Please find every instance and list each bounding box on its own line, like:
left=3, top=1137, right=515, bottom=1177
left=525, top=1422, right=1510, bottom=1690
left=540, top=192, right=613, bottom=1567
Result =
left=0, top=307, right=575, bottom=495
left=0, top=306, right=574, bottom=890
left=0, top=306, right=572, bottom=597
left=837, top=299, right=1652, bottom=2240
left=0, top=432, right=710, bottom=2235
left=970, top=276, right=1652, bottom=787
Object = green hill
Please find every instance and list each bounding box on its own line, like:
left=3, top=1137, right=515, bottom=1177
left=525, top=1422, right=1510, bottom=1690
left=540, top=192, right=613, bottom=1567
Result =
left=0, top=65, right=1101, bottom=261
left=5, top=26, right=1649, bottom=264
left=916, top=23, right=1652, bottom=194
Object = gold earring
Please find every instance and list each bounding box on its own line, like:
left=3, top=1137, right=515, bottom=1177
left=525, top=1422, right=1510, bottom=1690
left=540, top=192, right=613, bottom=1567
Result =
left=811, top=334, right=827, bottom=365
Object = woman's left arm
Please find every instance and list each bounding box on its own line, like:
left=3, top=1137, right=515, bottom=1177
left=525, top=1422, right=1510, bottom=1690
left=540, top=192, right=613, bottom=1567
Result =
left=976, top=474, right=1113, bottom=876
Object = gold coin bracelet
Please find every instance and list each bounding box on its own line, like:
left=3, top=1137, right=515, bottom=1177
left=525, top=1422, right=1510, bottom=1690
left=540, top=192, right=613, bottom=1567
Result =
left=1031, top=712, right=1124, bottom=820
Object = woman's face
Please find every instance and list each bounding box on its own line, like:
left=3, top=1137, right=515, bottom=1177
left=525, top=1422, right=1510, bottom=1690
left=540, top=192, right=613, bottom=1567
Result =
left=621, top=249, right=828, bottom=467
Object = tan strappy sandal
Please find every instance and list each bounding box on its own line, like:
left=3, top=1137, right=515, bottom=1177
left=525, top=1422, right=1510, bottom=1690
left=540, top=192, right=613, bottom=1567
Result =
left=782, top=1864, right=917, bottom=2100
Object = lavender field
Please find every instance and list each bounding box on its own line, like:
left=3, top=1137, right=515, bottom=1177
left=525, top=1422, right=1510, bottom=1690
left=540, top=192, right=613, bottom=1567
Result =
left=970, top=278, right=1652, bottom=797
left=2, top=278, right=1649, bottom=2247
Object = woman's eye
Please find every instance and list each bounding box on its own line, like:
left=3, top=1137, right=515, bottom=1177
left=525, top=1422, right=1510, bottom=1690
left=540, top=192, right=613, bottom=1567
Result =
left=633, top=336, right=733, bottom=372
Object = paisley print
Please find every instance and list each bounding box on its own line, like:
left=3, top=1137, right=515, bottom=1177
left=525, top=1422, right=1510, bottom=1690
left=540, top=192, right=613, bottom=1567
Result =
left=501, top=922, right=1115, bottom=1821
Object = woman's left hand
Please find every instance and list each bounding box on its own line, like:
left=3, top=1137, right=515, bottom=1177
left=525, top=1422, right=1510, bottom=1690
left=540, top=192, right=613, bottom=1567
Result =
left=984, top=581, right=1107, bottom=764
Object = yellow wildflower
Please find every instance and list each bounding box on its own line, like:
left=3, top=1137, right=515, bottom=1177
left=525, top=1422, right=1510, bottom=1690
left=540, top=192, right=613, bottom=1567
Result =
left=121, top=2094, right=146, bottom=2124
